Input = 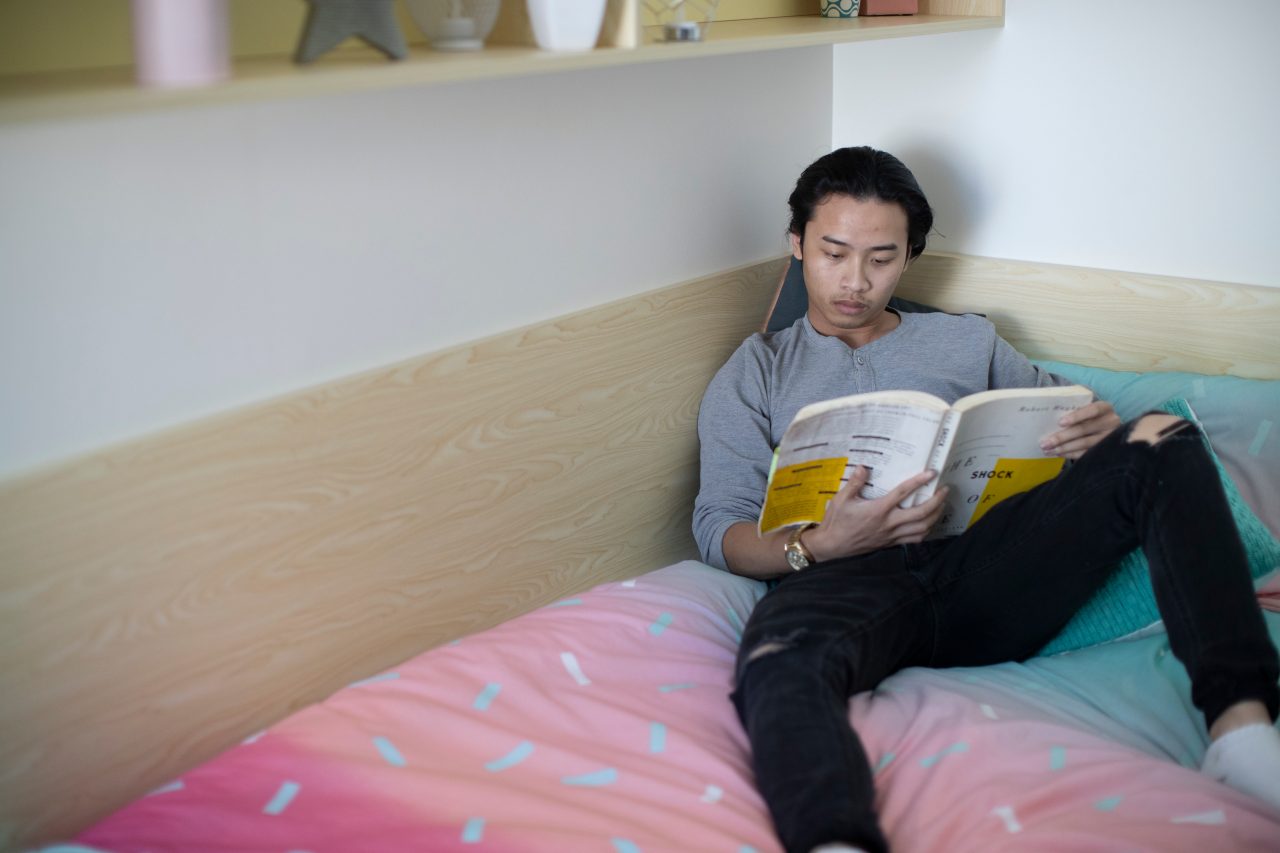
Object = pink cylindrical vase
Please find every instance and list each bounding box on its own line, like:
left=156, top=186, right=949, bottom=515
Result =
left=131, top=0, right=230, bottom=88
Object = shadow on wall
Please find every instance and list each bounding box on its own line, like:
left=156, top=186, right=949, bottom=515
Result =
left=894, top=143, right=989, bottom=253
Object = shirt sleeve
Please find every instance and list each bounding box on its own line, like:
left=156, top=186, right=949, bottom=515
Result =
left=989, top=334, right=1073, bottom=390
left=692, top=340, right=776, bottom=571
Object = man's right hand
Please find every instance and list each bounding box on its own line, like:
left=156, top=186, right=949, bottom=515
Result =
left=805, top=466, right=949, bottom=561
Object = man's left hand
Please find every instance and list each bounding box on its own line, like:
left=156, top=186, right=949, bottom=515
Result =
left=1040, top=400, right=1122, bottom=460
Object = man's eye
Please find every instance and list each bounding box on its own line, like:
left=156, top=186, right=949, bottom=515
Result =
left=873, top=257, right=894, bottom=265
left=825, top=252, right=842, bottom=260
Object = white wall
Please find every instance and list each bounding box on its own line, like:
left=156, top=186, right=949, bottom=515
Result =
left=16, top=0, right=1268, bottom=483
left=832, top=0, right=1280, bottom=289
left=0, top=49, right=833, bottom=480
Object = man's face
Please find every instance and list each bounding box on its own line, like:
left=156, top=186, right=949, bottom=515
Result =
left=791, top=193, right=911, bottom=345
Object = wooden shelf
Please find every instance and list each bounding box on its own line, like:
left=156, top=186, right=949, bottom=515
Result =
left=0, top=14, right=1001, bottom=125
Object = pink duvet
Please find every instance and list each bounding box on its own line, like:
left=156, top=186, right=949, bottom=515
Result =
left=67, top=562, right=1280, bottom=852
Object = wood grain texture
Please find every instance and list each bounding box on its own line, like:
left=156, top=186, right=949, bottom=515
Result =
left=0, top=258, right=785, bottom=851
left=897, top=253, right=1279, bottom=380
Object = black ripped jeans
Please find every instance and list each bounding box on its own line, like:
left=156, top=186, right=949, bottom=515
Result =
left=730, top=416, right=1280, bottom=853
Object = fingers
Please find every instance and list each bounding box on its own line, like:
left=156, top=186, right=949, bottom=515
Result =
left=845, top=464, right=871, bottom=489
left=829, top=464, right=871, bottom=506
left=885, top=487, right=949, bottom=543
left=1042, top=401, right=1121, bottom=457
left=1056, top=400, right=1111, bottom=427
left=885, top=468, right=938, bottom=507
left=1041, top=424, right=1086, bottom=454
left=1046, top=435, right=1095, bottom=460
left=892, top=484, right=948, bottom=524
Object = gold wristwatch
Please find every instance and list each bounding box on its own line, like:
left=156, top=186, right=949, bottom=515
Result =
left=784, top=523, right=817, bottom=571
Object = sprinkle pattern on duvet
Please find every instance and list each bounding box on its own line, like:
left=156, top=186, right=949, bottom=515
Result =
left=472, top=682, right=502, bottom=710
left=68, top=562, right=1280, bottom=853
left=560, top=651, right=591, bottom=686
left=461, top=816, right=485, bottom=842
left=485, top=740, right=534, bottom=772
left=262, top=781, right=299, bottom=816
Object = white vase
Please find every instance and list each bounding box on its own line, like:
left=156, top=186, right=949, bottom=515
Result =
left=130, top=0, right=230, bottom=88
left=526, top=0, right=608, bottom=52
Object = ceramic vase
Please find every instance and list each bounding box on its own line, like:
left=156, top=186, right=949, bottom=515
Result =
left=130, top=0, right=230, bottom=88
left=526, top=0, right=608, bottom=51
left=821, top=0, right=862, bottom=17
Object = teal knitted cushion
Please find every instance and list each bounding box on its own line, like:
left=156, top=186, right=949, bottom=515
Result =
left=1037, top=397, right=1280, bottom=656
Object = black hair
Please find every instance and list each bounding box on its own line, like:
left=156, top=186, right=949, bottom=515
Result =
left=787, top=146, right=934, bottom=260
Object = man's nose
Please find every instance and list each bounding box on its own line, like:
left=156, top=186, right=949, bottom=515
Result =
left=842, top=267, right=870, bottom=293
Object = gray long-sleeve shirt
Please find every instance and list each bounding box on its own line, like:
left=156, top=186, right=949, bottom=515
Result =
left=693, top=311, right=1068, bottom=570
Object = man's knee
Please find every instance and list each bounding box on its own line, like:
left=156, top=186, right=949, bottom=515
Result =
left=746, top=641, right=792, bottom=664
left=1127, top=413, right=1195, bottom=446
left=742, top=628, right=808, bottom=665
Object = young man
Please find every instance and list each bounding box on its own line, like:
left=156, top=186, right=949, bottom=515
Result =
left=693, top=147, right=1280, bottom=853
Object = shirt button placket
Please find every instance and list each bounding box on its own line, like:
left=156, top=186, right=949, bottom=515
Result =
left=854, top=352, right=869, bottom=392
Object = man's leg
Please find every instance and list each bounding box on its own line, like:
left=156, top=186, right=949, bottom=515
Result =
left=1119, top=415, right=1280, bottom=811
left=924, top=414, right=1277, bottom=707
left=920, top=414, right=1280, bottom=808
left=731, top=555, right=932, bottom=853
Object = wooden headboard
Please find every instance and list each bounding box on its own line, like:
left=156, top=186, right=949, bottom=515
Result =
left=896, top=253, right=1277, bottom=380
left=1, top=251, right=1276, bottom=850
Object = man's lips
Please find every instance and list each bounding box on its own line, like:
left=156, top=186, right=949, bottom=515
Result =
left=834, top=300, right=868, bottom=314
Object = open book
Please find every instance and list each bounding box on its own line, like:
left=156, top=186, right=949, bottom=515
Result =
left=759, top=384, right=1094, bottom=540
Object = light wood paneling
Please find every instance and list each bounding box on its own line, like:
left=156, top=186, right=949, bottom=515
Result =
left=0, top=258, right=784, bottom=851
left=897, top=252, right=1279, bottom=380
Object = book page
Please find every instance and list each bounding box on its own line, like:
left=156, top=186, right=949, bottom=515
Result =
left=759, top=392, right=946, bottom=534
left=930, top=385, right=1094, bottom=538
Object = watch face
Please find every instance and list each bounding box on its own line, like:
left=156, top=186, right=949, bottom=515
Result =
left=786, top=547, right=808, bottom=571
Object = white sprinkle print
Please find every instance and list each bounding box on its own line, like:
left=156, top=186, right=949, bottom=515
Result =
left=622, top=579, right=638, bottom=588
left=146, top=780, right=184, bottom=796
left=1172, top=810, right=1226, bottom=825
left=701, top=785, right=723, bottom=803
left=560, top=652, right=591, bottom=686
left=980, top=704, right=998, bottom=720
left=992, top=805, right=1023, bottom=833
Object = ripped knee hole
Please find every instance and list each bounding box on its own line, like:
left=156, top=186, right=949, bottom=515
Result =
left=1127, top=413, right=1193, bottom=446
left=745, top=641, right=792, bottom=663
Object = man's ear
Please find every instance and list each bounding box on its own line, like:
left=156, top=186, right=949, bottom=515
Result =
left=789, top=231, right=803, bottom=261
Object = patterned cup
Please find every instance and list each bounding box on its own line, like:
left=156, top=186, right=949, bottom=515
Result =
left=821, top=0, right=862, bottom=17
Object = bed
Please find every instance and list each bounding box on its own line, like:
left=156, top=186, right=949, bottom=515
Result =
left=5, top=252, right=1280, bottom=852
left=54, top=564, right=1280, bottom=852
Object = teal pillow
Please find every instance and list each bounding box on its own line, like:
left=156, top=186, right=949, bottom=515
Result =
left=1038, top=397, right=1280, bottom=656
left=1032, top=359, right=1280, bottom=539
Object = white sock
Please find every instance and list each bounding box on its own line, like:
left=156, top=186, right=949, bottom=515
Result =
left=1201, top=722, right=1280, bottom=813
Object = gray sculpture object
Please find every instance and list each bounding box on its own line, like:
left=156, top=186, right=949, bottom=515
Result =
left=296, top=0, right=409, bottom=63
